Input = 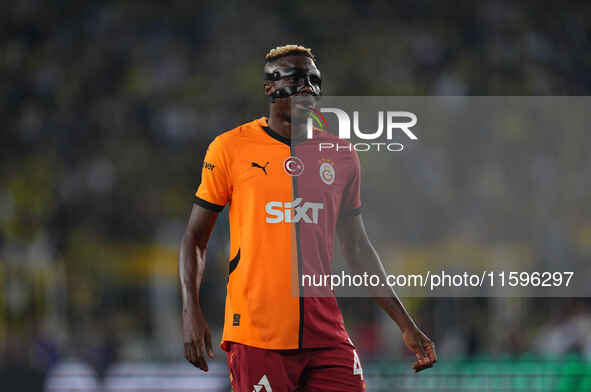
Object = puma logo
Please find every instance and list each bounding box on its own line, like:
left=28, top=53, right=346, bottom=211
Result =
left=251, top=161, right=269, bottom=175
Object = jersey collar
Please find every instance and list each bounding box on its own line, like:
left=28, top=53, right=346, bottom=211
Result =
left=259, top=117, right=291, bottom=146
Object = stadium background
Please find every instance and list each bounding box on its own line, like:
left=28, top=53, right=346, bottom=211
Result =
left=2, top=0, right=591, bottom=390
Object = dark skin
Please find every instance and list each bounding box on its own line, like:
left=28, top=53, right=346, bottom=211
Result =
left=179, top=204, right=217, bottom=371
left=336, top=213, right=437, bottom=372
left=180, top=54, right=437, bottom=373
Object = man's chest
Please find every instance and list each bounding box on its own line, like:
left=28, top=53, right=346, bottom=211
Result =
left=231, top=146, right=351, bottom=202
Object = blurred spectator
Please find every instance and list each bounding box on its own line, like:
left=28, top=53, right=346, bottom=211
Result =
left=1, top=1, right=591, bottom=385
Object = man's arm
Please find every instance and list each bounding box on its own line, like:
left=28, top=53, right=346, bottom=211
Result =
left=336, top=213, right=437, bottom=372
left=179, top=204, right=219, bottom=371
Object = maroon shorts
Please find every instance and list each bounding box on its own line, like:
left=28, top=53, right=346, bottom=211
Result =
left=226, top=341, right=366, bottom=392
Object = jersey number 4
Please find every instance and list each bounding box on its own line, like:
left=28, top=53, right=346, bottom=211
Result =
left=353, top=349, right=364, bottom=379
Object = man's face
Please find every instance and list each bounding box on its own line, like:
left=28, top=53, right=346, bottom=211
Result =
left=264, top=55, right=321, bottom=123
left=264, top=56, right=321, bottom=100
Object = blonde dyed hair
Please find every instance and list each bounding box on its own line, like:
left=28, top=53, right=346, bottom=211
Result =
left=264, top=44, right=316, bottom=63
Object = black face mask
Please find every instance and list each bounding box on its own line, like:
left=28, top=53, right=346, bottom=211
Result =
left=264, top=67, right=322, bottom=99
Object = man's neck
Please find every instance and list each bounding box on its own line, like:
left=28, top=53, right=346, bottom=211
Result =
left=268, top=107, right=307, bottom=142
left=267, top=114, right=291, bottom=139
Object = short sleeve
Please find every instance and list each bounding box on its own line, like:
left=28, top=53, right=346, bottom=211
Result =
left=194, top=136, right=232, bottom=212
left=340, top=151, right=362, bottom=216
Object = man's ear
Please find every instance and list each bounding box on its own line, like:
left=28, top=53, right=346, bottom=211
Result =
left=264, top=81, right=274, bottom=96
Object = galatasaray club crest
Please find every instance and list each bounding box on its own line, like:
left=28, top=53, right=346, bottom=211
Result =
left=319, top=159, right=335, bottom=185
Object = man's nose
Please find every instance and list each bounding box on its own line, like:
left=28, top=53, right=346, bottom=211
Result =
left=298, top=77, right=315, bottom=94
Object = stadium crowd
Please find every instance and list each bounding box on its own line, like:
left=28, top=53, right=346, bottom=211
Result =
left=2, top=0, right=591, bottom=388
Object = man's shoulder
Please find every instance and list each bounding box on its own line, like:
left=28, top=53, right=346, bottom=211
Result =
left=214, top=117, right=266, bottom=145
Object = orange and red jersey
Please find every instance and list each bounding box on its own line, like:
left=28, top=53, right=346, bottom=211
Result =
left=195, top=117, right=361, bottom=351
